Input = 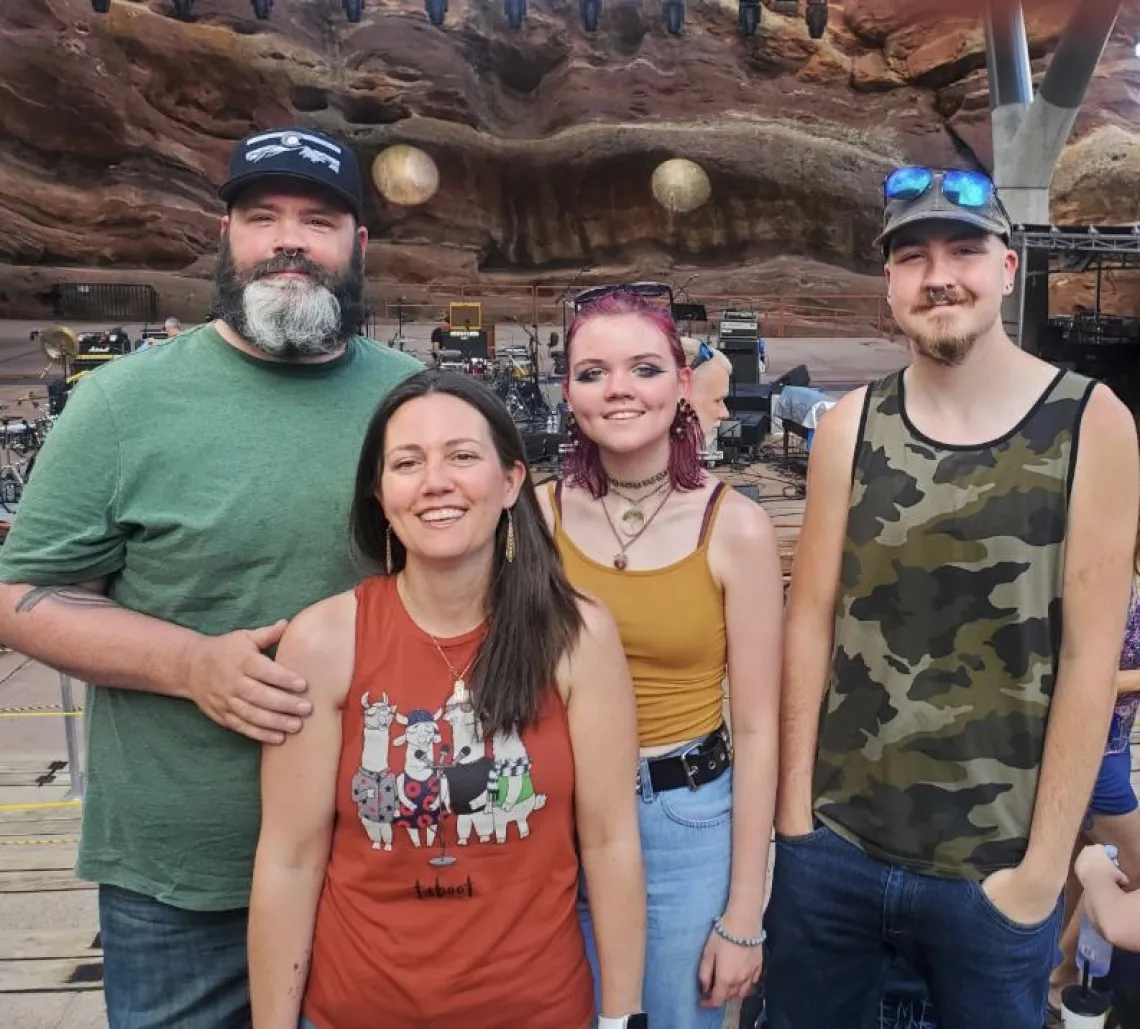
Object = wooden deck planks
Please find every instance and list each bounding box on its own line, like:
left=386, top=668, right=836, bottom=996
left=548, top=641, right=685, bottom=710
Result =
left=0, top=956, right=103, bottom=993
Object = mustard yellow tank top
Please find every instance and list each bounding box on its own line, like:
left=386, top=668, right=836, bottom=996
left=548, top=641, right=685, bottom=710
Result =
left=550, top=481, right=729, bottom=747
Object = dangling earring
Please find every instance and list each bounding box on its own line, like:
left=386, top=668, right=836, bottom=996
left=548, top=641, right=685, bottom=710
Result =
left=560, top=409, right=582, bottom=454
left=385, top=526, right=393, bottom=573
left=672, top=398, right=697, bottom=439
left=505, top=509, right=516, bottom=563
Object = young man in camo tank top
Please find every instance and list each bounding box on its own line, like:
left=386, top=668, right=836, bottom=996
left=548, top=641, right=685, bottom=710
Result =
left=765, top=168, right=1139, bottom=1029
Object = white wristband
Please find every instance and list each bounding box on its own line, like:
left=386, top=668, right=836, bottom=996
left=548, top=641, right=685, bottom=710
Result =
left=598, top=1018, right=631, bottom=1028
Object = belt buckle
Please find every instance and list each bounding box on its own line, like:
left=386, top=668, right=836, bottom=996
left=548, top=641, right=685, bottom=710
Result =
left=679, top=738, right=704, bottom=791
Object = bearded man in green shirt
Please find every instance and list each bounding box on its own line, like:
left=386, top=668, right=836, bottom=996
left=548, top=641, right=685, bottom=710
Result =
left=0, top=126, right=421, bottom=1028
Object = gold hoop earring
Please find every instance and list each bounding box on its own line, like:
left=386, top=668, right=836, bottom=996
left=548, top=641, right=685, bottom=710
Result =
left=505, top=510, right=516, bottom=563
left=385, top=526, right=393, bottom=573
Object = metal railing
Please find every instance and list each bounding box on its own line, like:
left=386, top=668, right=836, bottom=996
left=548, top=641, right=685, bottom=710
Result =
left=372, top=286, right=898, bottom=339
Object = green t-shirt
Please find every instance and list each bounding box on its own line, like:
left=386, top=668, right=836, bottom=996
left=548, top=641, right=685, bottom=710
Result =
left=0, top=324, right=421, bottom=910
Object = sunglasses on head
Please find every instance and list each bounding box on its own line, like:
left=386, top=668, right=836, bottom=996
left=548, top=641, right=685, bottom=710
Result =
left=690, top=341, right=716, bottom=370
left=572, top=281, right=675, bottom=314
left=884, top=167, right=1010, bottom=220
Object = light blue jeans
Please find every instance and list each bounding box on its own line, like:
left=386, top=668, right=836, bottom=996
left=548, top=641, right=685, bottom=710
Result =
left=579, top=751, right=734, bottom=1029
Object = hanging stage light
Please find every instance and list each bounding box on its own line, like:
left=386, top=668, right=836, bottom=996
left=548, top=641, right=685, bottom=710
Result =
left=505, top=0, right=527, bottom=28
left=806, top=0, right=828, bottom=38
left=738, top=0, right=761, bottom=36
left=425, top=0, right=447, bottom=25
left=344, top=0, right=365, bottom=21
left=663, top=0, right=685, bottom=35
left=91, top=0, right=111, bottom=11
left=580, top=0, right=600, bottom=31
left=251, top=0, right=271, bottom=18
left=172, top=0, right=193, bottom=18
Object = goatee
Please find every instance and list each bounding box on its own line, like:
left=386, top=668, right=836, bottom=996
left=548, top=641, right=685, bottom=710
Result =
left=210, top=237, right=367, bottom=359
left=911, top=331, right=978, bottom=367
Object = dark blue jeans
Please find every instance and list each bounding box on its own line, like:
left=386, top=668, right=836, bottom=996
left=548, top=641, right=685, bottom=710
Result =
left=99, top=884, right=251, bottom=1029
left=763, top=825, right=1062, bottom=1029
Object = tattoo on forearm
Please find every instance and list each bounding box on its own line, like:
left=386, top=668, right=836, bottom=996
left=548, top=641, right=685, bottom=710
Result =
left=14, top=586, right=117, bottom=614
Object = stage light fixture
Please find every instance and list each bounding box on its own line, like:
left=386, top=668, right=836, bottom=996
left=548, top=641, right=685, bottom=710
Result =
left=580, top=0, right=600, bottom=31
left=505, top=0, right=526, bottom=28
left=805, top=0, right=827, bottom=38
left=738, top=0, right=761, bottom=36
left=173, top=0, right=193, bottom=19
left=344, top=0, right=364, bottom=21
left=664, top=0, right=684, bottom=35
left=91, top=0, right=111, bottom=12
left=251, top=0, right=271, bottom=18
left=425, top=0, right=447, bottom=25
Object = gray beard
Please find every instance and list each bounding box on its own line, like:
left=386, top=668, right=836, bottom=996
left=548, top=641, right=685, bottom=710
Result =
left=241, top=278, right=343, bottom=359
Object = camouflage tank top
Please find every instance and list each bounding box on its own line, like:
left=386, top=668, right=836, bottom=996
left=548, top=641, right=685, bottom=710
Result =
left=813, top=367, right=1095, bottom=881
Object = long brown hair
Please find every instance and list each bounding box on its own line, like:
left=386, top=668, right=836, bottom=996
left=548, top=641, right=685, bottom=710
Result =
left=349, top=370, right=585, bottom=736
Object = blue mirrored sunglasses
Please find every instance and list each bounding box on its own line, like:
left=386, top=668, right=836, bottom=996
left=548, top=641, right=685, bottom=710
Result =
left=690, top=341, right=716, bottom=370
left=884, top=167, right=996, bottom=210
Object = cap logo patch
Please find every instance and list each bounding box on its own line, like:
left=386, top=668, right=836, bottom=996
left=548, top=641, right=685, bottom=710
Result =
left=243, top=130, right=342, bottom=173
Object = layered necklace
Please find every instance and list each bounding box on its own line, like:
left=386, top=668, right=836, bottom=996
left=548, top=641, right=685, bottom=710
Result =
left=601, top=470, right=673, bottom=571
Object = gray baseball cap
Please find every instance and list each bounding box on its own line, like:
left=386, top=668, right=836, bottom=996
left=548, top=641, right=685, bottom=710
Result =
left=875, top=169, right=1011, bottom=250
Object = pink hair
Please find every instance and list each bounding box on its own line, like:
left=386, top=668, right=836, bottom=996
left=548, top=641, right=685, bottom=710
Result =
left=562, top=291, right=705, bottom=498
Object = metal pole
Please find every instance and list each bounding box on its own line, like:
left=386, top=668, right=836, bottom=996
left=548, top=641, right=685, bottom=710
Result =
left=59, top=673, right=85, bottom=800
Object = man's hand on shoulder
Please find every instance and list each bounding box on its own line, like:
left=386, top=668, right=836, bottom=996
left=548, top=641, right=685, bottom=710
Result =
left=180, top=619, right=312, bottom=746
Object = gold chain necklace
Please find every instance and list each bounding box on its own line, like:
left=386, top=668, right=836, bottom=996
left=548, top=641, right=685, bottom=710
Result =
left=600, top=486, right=673, bottom=570
left=426, top=635, right=478, bottom=701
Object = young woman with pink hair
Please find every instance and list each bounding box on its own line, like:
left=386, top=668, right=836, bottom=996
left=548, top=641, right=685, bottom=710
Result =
left=537, top=290, right=784, bottom=1028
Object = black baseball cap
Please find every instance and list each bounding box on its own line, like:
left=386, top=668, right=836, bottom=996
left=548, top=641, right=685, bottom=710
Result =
left=218, top=127, right=364, bottom=221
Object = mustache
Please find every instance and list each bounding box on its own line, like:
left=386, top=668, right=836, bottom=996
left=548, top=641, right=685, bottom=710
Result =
left=916, top=286, right=974, bottom=311
left=238, top=252, right=335, bottom=288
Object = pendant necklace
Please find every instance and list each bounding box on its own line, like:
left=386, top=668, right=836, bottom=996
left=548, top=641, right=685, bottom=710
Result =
left=600, top=486, right=674, bottom=570
left=608, top=480, right=669, bottom=538
left=426, top=635, right=478, bottom=700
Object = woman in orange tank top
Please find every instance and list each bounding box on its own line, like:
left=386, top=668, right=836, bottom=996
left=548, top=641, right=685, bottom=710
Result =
left=539, top=290, right=784, bottom=1029
left=247, top=370, right=647, bottom=1029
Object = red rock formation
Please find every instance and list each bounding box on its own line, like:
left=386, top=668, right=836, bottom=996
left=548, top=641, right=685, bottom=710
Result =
left=1, top=0, right=1139, bottom=320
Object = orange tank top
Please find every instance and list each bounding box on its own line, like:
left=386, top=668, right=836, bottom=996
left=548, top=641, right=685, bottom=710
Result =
left=302, top=575, right=592, bottom=1029
left=550, top=481, right=729, bottom=747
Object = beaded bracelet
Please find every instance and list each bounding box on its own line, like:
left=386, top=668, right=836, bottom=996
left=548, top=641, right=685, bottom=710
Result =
left=712, top=916, right=766, bottom=948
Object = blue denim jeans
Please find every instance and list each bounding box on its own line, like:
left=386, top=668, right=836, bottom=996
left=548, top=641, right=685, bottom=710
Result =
left=763, top=825, right=1062, bottom=1029
left=579, top=756, right=733, bottom=1029
left=99, top=884, right=251, bottom=1029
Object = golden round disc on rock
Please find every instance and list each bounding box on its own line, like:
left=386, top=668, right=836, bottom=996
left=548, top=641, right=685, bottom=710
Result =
left=371, top=145, right=440, bottom=206
left=651, top=158, right=711, bottom=214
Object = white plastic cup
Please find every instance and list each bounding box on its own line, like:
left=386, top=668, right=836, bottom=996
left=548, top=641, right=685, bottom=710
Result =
left=1061, top=985, right=1111, bottom=1028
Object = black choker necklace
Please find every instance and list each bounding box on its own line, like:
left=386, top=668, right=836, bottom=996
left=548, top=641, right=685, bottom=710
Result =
left=606, top=469, right=668, bottom=491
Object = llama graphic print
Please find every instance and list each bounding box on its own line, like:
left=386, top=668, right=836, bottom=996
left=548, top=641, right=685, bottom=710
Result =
left=350, top=692, right=398, bottom=851
left=351, top=688, right=547, bottom=866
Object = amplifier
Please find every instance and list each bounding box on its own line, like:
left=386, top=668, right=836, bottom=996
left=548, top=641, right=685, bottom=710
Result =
left=718, top=412, right=770, bottom=458
left=726, top=382, right=773, bottom=414
left=718, top=309, right=761, bottom=353
left=728, top=351, right=761, bottom=386
left=446, top=330, right=489, bottom=360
